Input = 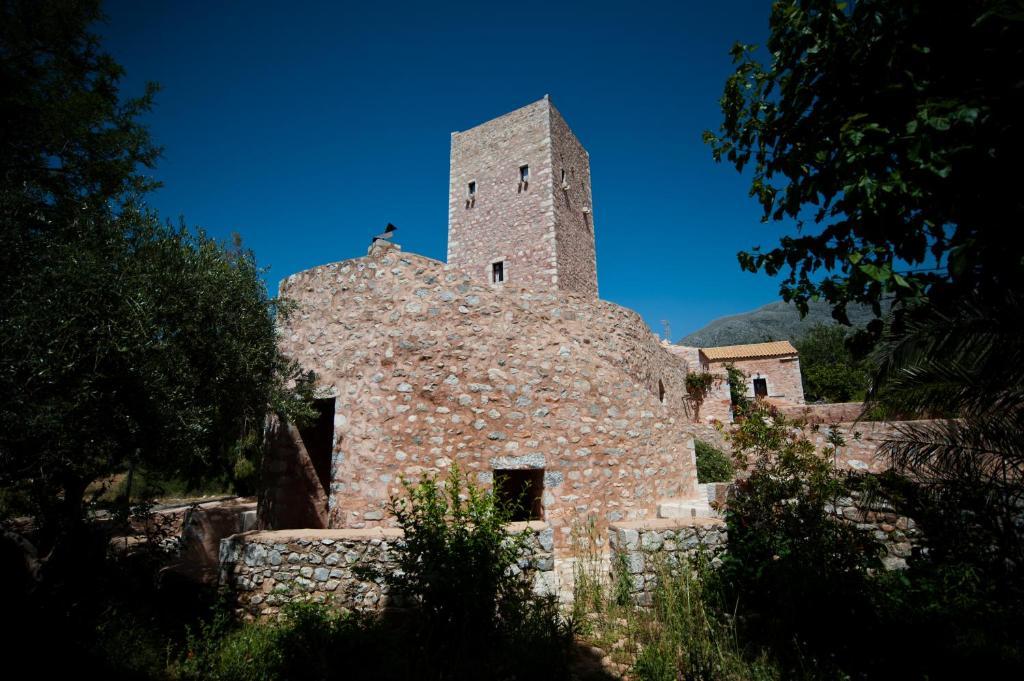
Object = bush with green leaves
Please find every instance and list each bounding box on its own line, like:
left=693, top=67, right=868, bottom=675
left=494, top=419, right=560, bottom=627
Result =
left=180, top=601, right=402, bottom=681
left=723, top=363, right=752, bottom=418
left=695, top=440, right=733, bottom=483
left=795, top=324, right=869, bottom=403
left=378, top=464, right=575, bottom=678
left=719, top=404, right=884, bottom=675
left=685, top=371, right=717, bottom=419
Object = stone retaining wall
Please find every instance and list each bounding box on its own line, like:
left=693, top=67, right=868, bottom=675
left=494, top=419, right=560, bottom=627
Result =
left=219, top=522, right=556, bottom=619
left=608, top=518, right=728, bottom=604
left=831, top=493, right=922, bottom=570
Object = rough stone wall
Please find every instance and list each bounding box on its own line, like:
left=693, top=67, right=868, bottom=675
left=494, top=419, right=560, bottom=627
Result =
left=830, top=493, right=922, bottom=570
left=219, top=523, right=555, bottom=619
left=805, top=420, right=911, bottom=473
left=707, top=354, right=805, bottom=405
left=447, top=97, right=597, bottom=297
left=272, top=242, right=705, bottom=551
left=608, top=518, right=728, bottom=605
left=550, top=103, right=598, bottom=297
left=447, top=99, right=556, bottom=292
left=775, top=401, right=865, bottom=424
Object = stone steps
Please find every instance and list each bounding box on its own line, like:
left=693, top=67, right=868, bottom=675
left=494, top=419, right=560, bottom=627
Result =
left=656, top=497, right=715, bottom=520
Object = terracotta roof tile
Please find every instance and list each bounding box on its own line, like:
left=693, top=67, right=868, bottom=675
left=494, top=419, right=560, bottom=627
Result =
left=699, top=340, right=798, bottom=361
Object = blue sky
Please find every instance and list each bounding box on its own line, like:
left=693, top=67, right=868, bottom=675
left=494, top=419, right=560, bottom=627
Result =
left=101, top=0, right=789, bottom=339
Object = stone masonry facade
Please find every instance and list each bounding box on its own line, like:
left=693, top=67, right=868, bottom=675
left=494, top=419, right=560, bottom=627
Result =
left=266, top=240, right=705, bottom=551
left=702, top=353, right=805, bottom=405
left=447, top=96, right=598, bottom=297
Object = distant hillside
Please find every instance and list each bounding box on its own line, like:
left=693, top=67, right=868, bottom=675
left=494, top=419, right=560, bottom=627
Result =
left=678, top=300, right=879, bottom=348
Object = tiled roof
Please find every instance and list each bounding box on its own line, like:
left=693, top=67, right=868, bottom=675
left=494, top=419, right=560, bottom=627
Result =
left=699, top=340, right=798, bottom=361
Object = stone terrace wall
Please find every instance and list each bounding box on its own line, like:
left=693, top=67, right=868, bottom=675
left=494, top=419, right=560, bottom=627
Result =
left=805, top=420, right=911, bottom=473
left=774, top=402, right=866, bottom=424
left=831, top=493, right=922, bottom=570
left=272, top=242, right=706, bottom=550
left=219, top=522, right=556, bottom=619
left=608, top=518, right=728, bottom=605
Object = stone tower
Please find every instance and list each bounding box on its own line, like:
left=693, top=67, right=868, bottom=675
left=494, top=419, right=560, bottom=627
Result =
left=446, top=96, right=598, bottom=297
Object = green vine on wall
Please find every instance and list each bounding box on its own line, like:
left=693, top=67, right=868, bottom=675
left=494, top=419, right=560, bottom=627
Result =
left=685, top=371, right=717, bottom=419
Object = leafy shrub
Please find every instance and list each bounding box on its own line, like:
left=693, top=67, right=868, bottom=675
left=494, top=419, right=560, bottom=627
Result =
left=180, top=601, right=401, bottom=681
left=723, top=363, right=752, bottom=418
left=379, top=464, right=574, bottom=678
left=795, top=323, right=868, bottom=403
left=685, top=370, right=717, bottom=418
left=719, top=405, right=884, bottom=675
left=695, top=439, right=733, bottom=483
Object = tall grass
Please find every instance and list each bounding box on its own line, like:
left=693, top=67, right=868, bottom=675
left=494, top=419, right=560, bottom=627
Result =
left=630, top=557, right=779, bottom=681
left=571, top=517, right=779, bottom=681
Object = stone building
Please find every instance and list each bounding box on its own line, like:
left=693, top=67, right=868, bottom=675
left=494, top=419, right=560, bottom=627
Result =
left=447, top=96, right=598, bottom=297
left=259, top=98, right=784, bottom=553
left=696, top=340, right=805, bottom=405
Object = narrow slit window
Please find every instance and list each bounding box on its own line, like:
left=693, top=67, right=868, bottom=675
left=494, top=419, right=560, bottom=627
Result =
left=658, top=379, right=666, bottom=403
left=492, top=261, right=504, bottom=283
left=560, top=169, right=566, bottom=184
left=519, top=164, right=529, bottom=182
left=467, top=181, right=476, bottom=197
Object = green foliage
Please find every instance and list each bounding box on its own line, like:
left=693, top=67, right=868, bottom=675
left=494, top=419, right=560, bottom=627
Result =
left=0, top=0, right=315, bottom=552
left=684, top=370, right=717, bottom=418
left=795, top=324, right=869, bottom=402
left=573, top=544, right=781, bottom=681
left=695, top=439, right=733, bottom=483
left=865, top=293, right=1024, bottom=568
left=180, top=601, right=398, bottom=681
left=723, top=363, right=751, bottom=417
left=704, top=0, right=1024, bottom=338
left=611, top=550, right=634, bottom=607
left=379, top=465, right=574, bottom=678
left=721, top=404, right=884, bottom=675
left=632, top=557, right=780, bottom=681
left=0, top=0, right=162, bottom=211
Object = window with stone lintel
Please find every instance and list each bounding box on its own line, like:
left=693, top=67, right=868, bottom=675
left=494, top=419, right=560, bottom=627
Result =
left=494, top=468, right=543, bottom=521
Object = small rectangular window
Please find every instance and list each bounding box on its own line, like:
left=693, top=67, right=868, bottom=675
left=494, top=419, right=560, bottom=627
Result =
left=467, top=181, right=476, bottom=197
left=753, top=378, right=768, bottom=397
left=492, top=261, right=504, bottom=283
left=519, top=164, right=529, bottom=182
left=560, top=169, right=566, bottom=183
left=494, top=469, right=543, bottom=521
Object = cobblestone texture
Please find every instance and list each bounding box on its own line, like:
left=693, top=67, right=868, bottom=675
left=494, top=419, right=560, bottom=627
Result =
left=220, top=523, right=556, bottom=619
left=608, top=518, right=728, bottom=604
left=268, top=241, right=708, bottom=550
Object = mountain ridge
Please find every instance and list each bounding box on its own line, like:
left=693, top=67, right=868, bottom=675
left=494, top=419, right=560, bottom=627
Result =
left=678, top=299, right=878, bottom=348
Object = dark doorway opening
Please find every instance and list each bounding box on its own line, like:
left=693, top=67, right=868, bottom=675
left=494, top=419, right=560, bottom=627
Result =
left=298, top=397, right=335, bottom=494
left=753, top=378, right=768, bottom=398
left=494, top=469, right=544, bottom=521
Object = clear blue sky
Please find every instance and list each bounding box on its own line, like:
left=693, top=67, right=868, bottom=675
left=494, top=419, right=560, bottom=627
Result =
left=101, top=0, right=790, bottom=340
